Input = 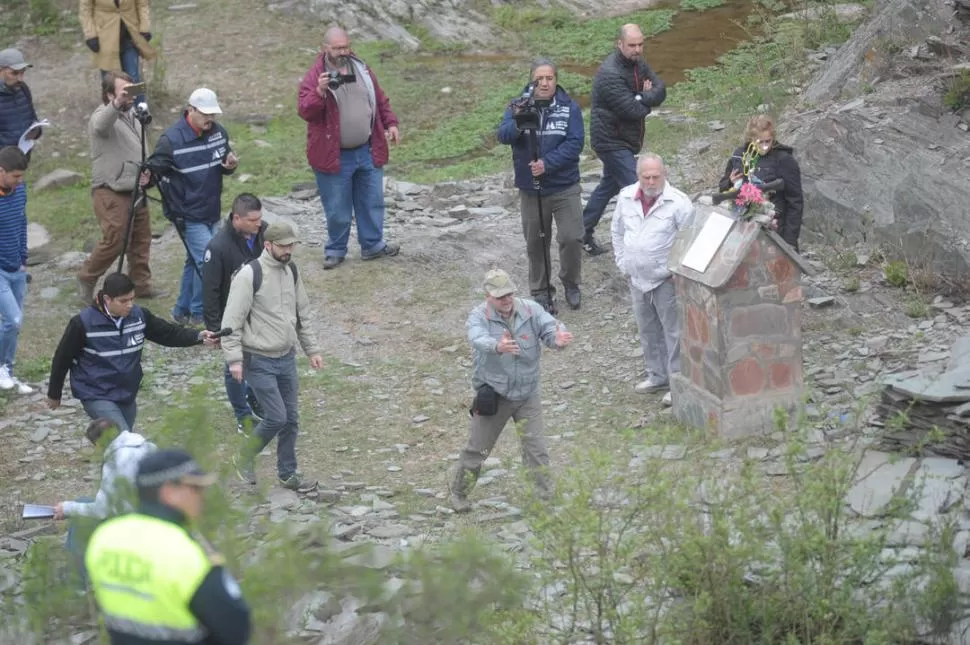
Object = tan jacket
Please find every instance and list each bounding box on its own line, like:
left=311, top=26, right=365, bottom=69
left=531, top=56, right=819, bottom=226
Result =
left=89, top=102, right=143, bottom=192
left=220, top=252, right=320, bottom=364
left=79, top=0, right=156, bottom=71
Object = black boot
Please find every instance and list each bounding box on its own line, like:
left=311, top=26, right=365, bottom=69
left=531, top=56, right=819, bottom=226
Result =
left=564, top=284, right=581, bottom=310
left=583, top=233, right=608, bottom=256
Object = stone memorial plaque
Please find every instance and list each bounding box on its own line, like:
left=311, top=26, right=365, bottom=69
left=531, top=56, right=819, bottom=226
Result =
left=681, top=211, right=735, bottom=273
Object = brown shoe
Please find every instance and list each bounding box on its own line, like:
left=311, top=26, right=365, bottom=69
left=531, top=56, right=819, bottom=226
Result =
left=77, top=278, right=95, bottom=304
left=136, top=287, right=169, bottom=299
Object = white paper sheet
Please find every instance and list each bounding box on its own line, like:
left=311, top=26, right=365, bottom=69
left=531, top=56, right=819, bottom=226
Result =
left=18, top=119, right=50, bottom=154
left=21, top=504, right=55, bottom=520
left=681, top=212, right=735, bottom=273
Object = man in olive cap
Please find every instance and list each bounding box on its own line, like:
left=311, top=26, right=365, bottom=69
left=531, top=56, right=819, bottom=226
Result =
left=222, top=219, right=323, bottom=490
left=85, top=448, right=252, bottom=645
left=0, top=48, right=41, bottom=153
left=450, top=268, right=574, bottom=512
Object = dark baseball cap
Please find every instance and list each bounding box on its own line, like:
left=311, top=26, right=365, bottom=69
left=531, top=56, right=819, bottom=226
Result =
left=136, top=448, right=217, bottom=488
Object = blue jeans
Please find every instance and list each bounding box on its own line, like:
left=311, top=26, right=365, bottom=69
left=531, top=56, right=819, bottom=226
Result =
left=242, top=350, right=300, bottom=479
left=581, top=148, right=638, bottom=236
left=224, top=362, right=255, bottom=421
left=82, top=399, right=137, bottom=433
left=65, top=496, right=97, bottom=587
left=174, top=221, right=217, bottom=318
left=98, top=40, right=144, bottom=103
left=314, top=143, right=387, bottom=258
left=0, top=268, right=27, bottom=372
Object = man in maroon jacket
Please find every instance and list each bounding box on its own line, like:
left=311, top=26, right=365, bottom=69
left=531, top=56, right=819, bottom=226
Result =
left=298, top=27, right=401, bottom=270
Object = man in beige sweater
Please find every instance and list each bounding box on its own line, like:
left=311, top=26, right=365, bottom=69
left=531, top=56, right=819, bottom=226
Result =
left=78, top=71, right=164, bottom=303
left=222, top=220, right=323, bottom=490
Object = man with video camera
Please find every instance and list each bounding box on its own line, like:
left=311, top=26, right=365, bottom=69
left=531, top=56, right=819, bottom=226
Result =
left=496, top=58, right=585, bottom=312
left=143, top=88, right=237, bottom=326
left=78, top=72, right=163, bottom=304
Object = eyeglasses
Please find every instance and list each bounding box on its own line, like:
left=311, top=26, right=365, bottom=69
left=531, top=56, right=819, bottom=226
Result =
left=272, top=242, right=295, bottom=250
left=493, top=293, right=514, bottom=301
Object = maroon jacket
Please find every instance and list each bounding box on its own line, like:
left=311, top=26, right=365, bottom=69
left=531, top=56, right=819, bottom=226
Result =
left=297, top=54, right=399, bottom=174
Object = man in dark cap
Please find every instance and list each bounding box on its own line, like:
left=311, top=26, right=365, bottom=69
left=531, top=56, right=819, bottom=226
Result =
left=85, top=448, right=251, bottom=645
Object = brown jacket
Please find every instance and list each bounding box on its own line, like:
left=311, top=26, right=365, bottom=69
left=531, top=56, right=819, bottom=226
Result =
left=79, top=0, right=156, bottom=72
left=89, top=102, right=144, bottom=193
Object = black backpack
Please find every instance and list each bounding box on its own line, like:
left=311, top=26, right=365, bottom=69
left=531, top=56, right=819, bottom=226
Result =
left=237, top=260, right=302, bottom=329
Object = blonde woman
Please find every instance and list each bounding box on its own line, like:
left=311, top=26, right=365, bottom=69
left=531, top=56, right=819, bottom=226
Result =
left=79, top=0, right=155, bottom=97
left=719, top=115, right=804, bottom=252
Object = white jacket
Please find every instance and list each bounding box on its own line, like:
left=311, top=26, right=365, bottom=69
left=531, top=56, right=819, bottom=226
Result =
left=62, top=431, right=157, bottom=519
left=611, top=181, right=694, bottom=293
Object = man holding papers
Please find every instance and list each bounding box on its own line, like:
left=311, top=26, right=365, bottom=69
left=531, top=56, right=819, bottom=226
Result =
left=0, top=49, right=41, bottom=156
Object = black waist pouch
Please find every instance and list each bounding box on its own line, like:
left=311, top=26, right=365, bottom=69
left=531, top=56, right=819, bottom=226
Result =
left=471, top=383, right=499, bottom=416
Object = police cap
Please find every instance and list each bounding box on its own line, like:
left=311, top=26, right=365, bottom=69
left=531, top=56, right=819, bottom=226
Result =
left=136, top=449, right=217, bottom=488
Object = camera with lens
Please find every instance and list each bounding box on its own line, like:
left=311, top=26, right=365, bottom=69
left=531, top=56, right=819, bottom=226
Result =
left=133, top=102, right=152, bottom=125
left=510, top=84, right=550, bottom=132
left=327, top=70, right=356, bottom=90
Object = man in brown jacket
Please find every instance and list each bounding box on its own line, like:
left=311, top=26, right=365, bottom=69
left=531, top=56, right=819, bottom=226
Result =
left=78, top=72, right=163, bottom=302
left=79, top=0, right=154, bottom=97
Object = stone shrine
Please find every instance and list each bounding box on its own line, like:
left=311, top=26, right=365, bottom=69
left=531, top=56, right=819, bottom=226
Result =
left=667, top=203, right=814, bottom=438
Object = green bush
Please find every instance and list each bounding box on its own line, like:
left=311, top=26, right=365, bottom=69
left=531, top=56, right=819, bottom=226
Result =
left=944, top=71, right=970, bottom=112
left=681, top=0, right=726, bottom=10
left=884, top=260, right=909, bottom=287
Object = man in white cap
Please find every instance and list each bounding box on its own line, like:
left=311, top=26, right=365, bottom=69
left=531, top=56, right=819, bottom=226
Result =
left=144, top=88, right=237, bottom=326
left=449, top=268, right=574, bottom=512
left=0, top=48, right=41, bottom=153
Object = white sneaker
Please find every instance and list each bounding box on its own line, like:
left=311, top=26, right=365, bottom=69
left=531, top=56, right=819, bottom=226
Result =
left=0, top=365, right=14, bottom=390
left=12, top=377, right=34, bottom=395
left=662, top=391, right=672, bottom=407
left=635, top=377, right=668, bottom=393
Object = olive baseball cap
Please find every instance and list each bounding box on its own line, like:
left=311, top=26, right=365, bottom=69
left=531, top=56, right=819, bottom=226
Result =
left=483, top=269, right=516, bottom=297
left=136, top=449, right=217, bottom=488
left=265, top=220, right=300, bottom=245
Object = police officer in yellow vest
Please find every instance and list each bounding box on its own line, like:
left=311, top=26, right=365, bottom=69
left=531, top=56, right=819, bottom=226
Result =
left=85, top=448, right=251, bottom=644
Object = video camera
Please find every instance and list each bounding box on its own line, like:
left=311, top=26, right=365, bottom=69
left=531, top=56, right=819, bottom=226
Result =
left=327, top=70, right=356, bottom=90
left=510, top=83, right=551, bottom=132
left=133, top=102, right=152, bottom=125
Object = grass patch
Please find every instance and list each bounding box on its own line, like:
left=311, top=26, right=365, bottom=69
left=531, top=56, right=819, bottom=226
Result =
left=681, top=0, right=726, bottom=10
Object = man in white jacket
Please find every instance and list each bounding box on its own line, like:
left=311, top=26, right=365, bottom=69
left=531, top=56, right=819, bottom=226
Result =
left=53, top=418, right=156, bottom=579
left=611, top=153, right=693, bottom=402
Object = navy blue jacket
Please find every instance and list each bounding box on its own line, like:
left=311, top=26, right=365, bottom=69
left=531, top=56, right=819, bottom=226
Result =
left=0, top=82, right=39, bottom=149
left=146, top=115, right=235, bottom=224
left=496, top=86, right=584, bottom=194
left=47, top=304, right=202, bottom=403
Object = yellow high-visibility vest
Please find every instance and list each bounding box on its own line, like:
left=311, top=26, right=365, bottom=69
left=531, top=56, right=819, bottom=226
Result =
left=85, top=513, right=211, bottom=642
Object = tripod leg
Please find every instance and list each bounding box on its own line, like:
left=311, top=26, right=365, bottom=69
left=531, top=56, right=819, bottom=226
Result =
left=535, top=192, right=557, bottom=315
left=116, top=185, right=142, bottom=275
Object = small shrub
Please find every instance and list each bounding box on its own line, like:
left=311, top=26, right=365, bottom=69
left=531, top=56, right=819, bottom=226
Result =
left=884, top=260, right=909, bottom=287
left=843, top=276, right=861, bottom=292
left=944, top=71, right=970, bottom=112
left=905, top=296, right=929, bottom=318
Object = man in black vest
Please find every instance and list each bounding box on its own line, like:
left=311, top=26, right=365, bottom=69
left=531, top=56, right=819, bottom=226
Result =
left=46, top=272, right=219, bottom=433
left=202, top=192, right=267, bottom=433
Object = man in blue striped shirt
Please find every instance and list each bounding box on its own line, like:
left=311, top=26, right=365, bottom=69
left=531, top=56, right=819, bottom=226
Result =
left=0, top=146, right=32, bottom=394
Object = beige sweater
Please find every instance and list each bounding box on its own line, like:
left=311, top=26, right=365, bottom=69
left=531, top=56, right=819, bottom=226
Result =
left=220, top=252, right=321, bottom=364
left=89, top=102, right=144, bottom=193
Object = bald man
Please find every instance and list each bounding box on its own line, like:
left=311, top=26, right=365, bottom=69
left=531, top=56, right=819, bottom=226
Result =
left=582, top=24, right=666, bottom=256
left=297, top=27, right=401, bottom=270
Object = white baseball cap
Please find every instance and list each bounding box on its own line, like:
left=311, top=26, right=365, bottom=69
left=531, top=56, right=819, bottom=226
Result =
left=188, top=88, right=222, bottom=115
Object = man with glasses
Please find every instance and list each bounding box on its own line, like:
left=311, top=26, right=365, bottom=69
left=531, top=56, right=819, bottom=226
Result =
left=298, top=26, right=400, bottom=270
left=86, top=448, right=251, bottom=645
left=144, top=87, right=237, bottom=326
left=449, top=268, right=574, bottom=512
left=202, top=192, right=268, bottom=433
left=221, top=220, right=323, bottom=491
left=0, top=49, right=41, bottom=154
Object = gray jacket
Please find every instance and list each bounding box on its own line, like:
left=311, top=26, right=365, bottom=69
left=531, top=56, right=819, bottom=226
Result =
left=62, top=431, right=156, bottom=519
left=466, top=298, right=564, bottom=401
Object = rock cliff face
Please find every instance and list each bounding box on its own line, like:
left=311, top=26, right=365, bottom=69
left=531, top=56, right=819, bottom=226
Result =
left=266, top=0, right=658, bottom=48
left=787, top=0, right=970, bottom=272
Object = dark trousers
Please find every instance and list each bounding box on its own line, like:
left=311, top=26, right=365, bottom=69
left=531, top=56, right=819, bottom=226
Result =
left=242, top=350, right=300, bottom=479
left=582, top=148, right=638, bottom=236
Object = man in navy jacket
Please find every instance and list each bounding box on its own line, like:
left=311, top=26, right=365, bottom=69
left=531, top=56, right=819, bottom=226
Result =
left=496, top=59, right=585, bottom=311
left=0, top=49, right=41, bottom=153
left=144, top=88, right=237, bottom=326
